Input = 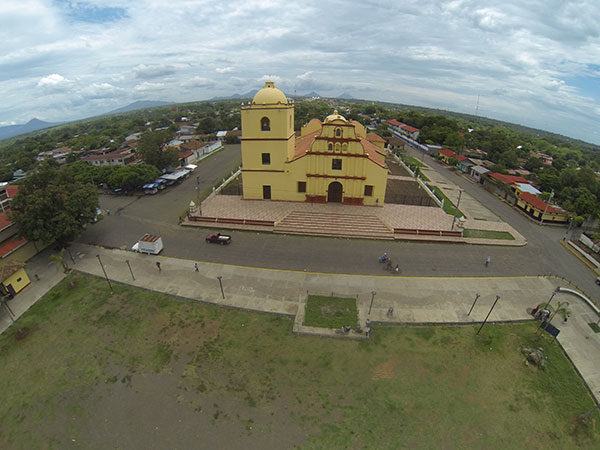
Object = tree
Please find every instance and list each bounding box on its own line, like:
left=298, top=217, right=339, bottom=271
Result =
left=197, top=117, right=217, bottom=134
left=136, top=130, right=177, bottom=171
left=107, top=164, right=160, bottom=191
left=8, top=164, right=99, bottom=246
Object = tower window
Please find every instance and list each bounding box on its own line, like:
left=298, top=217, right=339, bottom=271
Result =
left=335, top=128, right=341, bottom=137
left=297, top=181, right=306, bottom=193
left=261, top=117, right=270, bottom=131
left=364, top=185, right=373, bottom=196
left=332, top=159, right=342, bottom=170
left=328, top=143, right=333, bottom=151
left=262, top=153, right=271, bottom=165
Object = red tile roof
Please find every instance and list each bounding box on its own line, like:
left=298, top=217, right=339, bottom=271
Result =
left=178, top=151, right=193, bottom=159
left=439, top=149, right=456, bottom=158
left=360, top=138, right=387, bottom=168
left=366, top=132, right=386, bottom=143
left=386, top=119, right=404, bottom=127
left=489, top=173, right=528, bottom=185
left=519, top=192, right=564, bottom=214
left=401, top=125, right=420, bottom=133
left=0, top=212, right=12, bottom=231
left=0, top=236, right=27, bottom=259
left=455, top=155, right=468, bottom=161
left=6, top=185, right=18, bottom=198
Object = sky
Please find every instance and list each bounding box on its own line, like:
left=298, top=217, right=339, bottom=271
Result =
left=1, top=0, right=600, bottom=144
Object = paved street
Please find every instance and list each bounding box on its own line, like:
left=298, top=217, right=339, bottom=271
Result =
left=2, top=144, right=599, bottom=405
left=78, top=144, right=599, bottom=306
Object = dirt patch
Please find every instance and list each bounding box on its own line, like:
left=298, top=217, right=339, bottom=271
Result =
left=371, top=358, right=398, bottom=380
left=385, top=179, right=435, bottom=206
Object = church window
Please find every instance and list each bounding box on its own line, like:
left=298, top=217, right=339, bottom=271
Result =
left=342, top=143, right=348, bottom=152
left=328, top=143, right=333, bottom=151
left=364, top=185, right=373, bottom=196
left=262, top=153, right=271, bottom=165
left=332, top=159, right=342, bottom=170
left=335, top=143, right=341, bottom=152
left=261, top=117, right=270, bottom=131
left=297, top=181, right=306, bottom=193
left=335, top=128, right=341, bottom=137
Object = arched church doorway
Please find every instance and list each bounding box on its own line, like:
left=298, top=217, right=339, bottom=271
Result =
left=327, top=181, right=343, bottom=203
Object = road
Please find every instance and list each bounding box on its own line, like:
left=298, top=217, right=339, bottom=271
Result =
left=77, top=143, right=599, bottom=302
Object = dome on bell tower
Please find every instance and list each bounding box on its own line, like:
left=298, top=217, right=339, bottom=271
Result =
left=252, top=81, right=288, bottom=105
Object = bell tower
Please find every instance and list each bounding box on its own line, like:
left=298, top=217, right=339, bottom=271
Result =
left=240, top=81, right=295, bottom=199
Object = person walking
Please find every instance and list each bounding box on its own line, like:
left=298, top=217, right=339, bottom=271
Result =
left=156, top=261, right=161, bottom=272
left=194, top=263, right=199, bottom=272
left=485, top=256, right=491, bottom=267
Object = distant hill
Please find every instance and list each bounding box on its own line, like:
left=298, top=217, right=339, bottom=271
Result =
left=0, top=118, right=61, bottom=141
left=107, top=100, right=172, bottom=115
left=338, top=92, right=354, bottom=99
left=211, top=90, right=259, bottom=101
left=303, top=91, right=322, bottom=98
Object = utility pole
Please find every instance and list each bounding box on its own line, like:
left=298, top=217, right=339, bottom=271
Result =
left=540, top=190, right=555, bottom=225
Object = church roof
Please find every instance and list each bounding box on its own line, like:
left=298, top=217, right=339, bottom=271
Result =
left=366, top=132, right=386, bottom=143
left=252, top=81, right=288, bottom=105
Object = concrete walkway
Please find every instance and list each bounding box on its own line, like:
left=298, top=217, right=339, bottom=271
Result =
left=2, top=243, right=599, bottom=404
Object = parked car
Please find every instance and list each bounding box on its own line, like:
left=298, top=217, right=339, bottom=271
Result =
left=205, top=232, right=232, bottom=245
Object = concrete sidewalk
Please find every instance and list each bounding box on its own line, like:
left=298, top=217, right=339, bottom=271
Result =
left=2, top=242, right=599, bottom=403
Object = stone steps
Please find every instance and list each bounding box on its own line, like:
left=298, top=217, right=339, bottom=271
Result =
left=274, top=210, right=394, bottom=240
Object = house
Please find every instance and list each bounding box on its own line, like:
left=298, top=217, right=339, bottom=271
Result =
left=386, top=120, right=420, bottom=140
left=438, top=148, right=456, bottom=164
left=470, top=165, right=490, bottom=183
left=366, top=132, right=386, bottom=150
left=241, top=81, right=388, bottom=205
left=180, top=140, right=223, bottom=162
left=514, top=183, right=542, bottom=197
left=82, top=148, right=136, bottom=166
left=400, top=124, right=420, bottom=140
left=178, top=150, right=194, bottom=166
left=0, top=185, right=40, bottom=264
left=457, top=157, right=474, bottom=173
left=516, top=192, right=568, bottom=223
left=0, top=260, right=30, bottom=298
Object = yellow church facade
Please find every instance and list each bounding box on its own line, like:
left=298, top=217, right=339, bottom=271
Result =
left=241, top=82, right=388, bottom=206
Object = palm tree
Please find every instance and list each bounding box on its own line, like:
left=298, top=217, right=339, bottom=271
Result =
left=49, top=248, right=69, bottom=273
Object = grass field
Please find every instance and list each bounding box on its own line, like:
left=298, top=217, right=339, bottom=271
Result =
left=429, top=185, right=465, bottom=218
left=0, top=273, right=598, bottom=449
left=304, top=295, right=358, bottom=328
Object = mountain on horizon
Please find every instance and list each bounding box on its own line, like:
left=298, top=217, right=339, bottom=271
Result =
left=0, top=118, right=62, bottom=141
left=210, top=90, right=259, bottom=101
left=338, top=92, right=354, bottom=99
left=107, top=100, right=172, bottom=115
left=303, top=91, right=321, bottom=98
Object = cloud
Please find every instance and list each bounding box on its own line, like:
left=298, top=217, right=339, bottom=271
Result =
left=0, top=0, right=599, bottom=144
left=134, top=64, right=176, bottom=79
left=79, top=82, right=124, bottom=99
left=134, top=81, right=166, bottom=92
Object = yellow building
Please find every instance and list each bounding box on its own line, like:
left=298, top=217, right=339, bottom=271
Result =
left=0, top=261, right=30, bottom=297
left=241, top=82, right=388, bottom=205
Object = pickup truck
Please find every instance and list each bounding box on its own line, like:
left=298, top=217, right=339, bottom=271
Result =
left=205, top=232, right=232, bottom=245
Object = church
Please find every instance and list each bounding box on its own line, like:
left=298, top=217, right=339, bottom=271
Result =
left=241, top=81, right=389, bottom=206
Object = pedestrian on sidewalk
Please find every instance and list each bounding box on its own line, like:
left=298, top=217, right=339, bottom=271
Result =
left=366, top=318, right=371, bottom=328
left=387, top=307, right=394, bottom=317
left=194, top=263, right=199, bottom=272
left=156, top=261, right=161, bottom=272
left=365, top=326, right=371, bottom=337
left=485, top=256, right=491, bottom=267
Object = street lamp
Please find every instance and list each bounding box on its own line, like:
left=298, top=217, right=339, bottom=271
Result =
left=369, top=291, right=376, bottom=315
left=217, top=276, right=225, bottom=299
